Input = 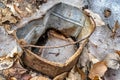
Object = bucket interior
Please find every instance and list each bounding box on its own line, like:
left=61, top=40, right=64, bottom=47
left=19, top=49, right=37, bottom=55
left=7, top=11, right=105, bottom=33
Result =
left=32, top=29, right=78, bottom=63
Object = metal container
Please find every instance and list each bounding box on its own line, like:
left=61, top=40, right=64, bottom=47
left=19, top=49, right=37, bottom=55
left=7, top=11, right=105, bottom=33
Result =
left=20, top=3, right=95, bottom=77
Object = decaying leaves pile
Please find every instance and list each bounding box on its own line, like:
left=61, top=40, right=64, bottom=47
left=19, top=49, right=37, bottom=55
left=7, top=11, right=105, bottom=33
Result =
left=0, top=0, right=120, bottom=80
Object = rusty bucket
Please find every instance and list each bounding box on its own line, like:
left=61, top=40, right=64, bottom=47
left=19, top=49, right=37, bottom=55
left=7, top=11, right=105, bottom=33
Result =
left=21, top=3, right=95, bottom=77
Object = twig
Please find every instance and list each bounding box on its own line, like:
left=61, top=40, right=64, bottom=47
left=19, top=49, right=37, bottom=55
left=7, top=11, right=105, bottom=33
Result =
left=22, top=37, right=88, bottom=49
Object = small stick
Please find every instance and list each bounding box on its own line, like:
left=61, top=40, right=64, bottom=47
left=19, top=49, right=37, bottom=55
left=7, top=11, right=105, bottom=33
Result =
left=21, top=37, right=88, bottom=49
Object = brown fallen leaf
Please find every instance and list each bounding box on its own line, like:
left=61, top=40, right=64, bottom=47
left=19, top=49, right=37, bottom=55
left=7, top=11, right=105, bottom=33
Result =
left=0, top=74, right=6, bottom=80
left=104, top=53, right=120, bottom=70
left=76, top=66, right=86, bottom=80
left=9, top=77, right=17, bottom=80
left=14, top=4, right=28, bottom=18
left=93, top=76, right=102, bottom=80
left=48, top=30, right=67, bottom=41
left=66, top=66, right=82, bottom=80
left=2, top=0, right=38, bottom=18
left=88, top=53, right=99, bottom=64
left=84, top=9, right=105, bottom=27
left=116, top=50, right=120, bottom=56
left=89, top=61, right=107, bottom=79
left=21, top=73, right=32, bottom=80
left=0, top=57, right=14, bottom=70
left=30, top=76, right=49, bottom=80
left=104, top=9, right=111, bottom=18
left=111, top=20, right=119, bottom=38
left=0, top=7, right=17, bottom=25
left=53, top=72, right=68, bottom=80
left=3, top=60, right=27, bottom=79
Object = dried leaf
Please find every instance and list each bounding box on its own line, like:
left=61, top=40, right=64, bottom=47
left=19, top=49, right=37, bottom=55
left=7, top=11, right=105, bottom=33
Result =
left=114, top=20, right=119, bottom=30
left=0, top=58, right=14, bottom=70
left=48, top=30, right=67, bottom=40
left=0, top=74, right=6, bottom=80
left=66, top=66, right=82, bottom=80
left=104, top=9, right=111, bottom=18
left=93, top=76, right=102, bottom=80
left=104, top=53, right=120, bottom=69
left=88, top=53, right=99, bottom=64
left=53, top=72, right=68, bottom=80
left=3, top=60, right=27, bottom=79
left=77, top=10, right=95, bottom=41
left=30, top=76, right=49, bottom=80
left=0, top=8, right=17, bottom=25
left=116, top=50, right=120, bottom=56
left=2, top=0, right=38, bottom=18
left=21, top=73, right=31, bottom=80
left=76, top=66, right=86, bottom=80
left=0, top=27, right=22, bottom=70
left=84, top=9, right=105, bottom=26
left=111, top=20, right=119, bottom=38
left=89, top=61, right=107, bottom=79
left=9, top=77, right=17, bottom=80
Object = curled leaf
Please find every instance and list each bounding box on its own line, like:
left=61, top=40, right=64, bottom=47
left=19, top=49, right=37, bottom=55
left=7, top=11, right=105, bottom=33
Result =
left=84, top=9, right=105, bottom=26
left=66, top=66, right=82, bottom=80
left=53, top=72, right=68, bottom=80
left=0, top=8, right=17, bottom=25
left=0, top=58, right=14, bottom=70
left=30, top=76, right=49, bottom=80
left=89, top=61, right=107, bottom=79
left=104, top=53, right=120, bottom=70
